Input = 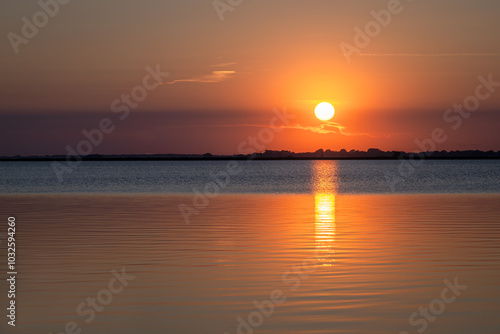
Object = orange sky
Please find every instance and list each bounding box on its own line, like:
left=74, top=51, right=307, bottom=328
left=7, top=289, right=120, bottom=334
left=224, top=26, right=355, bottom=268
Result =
left=1, top=1, right=500, bottom=155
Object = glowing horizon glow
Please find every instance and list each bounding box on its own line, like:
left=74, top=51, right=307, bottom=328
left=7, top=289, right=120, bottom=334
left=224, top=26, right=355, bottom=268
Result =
left=315, top=102, right=335, bottom=121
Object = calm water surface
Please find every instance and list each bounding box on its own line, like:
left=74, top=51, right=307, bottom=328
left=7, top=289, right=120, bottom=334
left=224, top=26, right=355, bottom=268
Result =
left=1, top=160, right=500, bottom=194
left=0, top=161, right=499, bottom=333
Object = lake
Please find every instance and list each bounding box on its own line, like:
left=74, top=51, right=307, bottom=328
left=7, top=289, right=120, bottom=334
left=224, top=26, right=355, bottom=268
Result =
left=0, top=160, right=499, bottom=334
left=1, top=160, right=500, bottom=194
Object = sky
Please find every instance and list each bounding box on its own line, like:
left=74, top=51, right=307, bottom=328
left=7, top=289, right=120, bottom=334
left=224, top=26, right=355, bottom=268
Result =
left=1, top=0, right=500, bottom=155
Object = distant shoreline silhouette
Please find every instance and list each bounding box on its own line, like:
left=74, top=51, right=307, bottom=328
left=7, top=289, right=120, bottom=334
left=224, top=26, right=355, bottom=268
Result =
left=2, top=149, right=500, bottom=161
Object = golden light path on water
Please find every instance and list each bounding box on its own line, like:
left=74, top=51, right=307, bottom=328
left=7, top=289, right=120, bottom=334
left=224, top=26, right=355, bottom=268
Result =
left=313, top=161, right=337, bottom=266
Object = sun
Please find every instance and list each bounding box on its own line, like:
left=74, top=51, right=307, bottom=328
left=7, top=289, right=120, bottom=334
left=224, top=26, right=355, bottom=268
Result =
left=315, top=102, right=335, bottom=121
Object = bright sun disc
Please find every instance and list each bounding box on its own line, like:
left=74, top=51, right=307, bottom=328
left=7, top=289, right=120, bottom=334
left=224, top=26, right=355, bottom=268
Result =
left=315, top=102, right=335, bottom=121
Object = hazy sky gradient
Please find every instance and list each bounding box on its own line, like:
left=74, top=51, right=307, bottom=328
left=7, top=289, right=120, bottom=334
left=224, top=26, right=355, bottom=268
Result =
left=1, top=0, right=499, bottom=155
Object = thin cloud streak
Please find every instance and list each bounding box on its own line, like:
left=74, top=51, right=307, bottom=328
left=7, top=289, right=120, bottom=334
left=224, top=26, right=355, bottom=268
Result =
left=285, top=122, right=348, bottom=135
left=356, top=53, right=500, bottom=57
left=284, top=122, right=391, bottom=139
left=173, top=121, right=387, bottom=139
left=165, top=71, right=236, bottom=85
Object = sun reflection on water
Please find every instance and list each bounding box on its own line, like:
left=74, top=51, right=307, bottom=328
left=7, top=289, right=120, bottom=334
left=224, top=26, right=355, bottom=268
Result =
left=313, top=161, right=337, bottom=266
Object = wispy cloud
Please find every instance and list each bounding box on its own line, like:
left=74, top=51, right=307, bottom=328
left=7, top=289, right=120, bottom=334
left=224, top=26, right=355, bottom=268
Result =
left=285, top=122, right=348, bottom=135
left=356, top=53, right=500, bottom=57
left=165, top=121, right=348, bottom=135
left=284, top=122, right=391, bottom=138
left=166, top=120, right=388, bottom=138
left=165, top=70, right=236, bottom=85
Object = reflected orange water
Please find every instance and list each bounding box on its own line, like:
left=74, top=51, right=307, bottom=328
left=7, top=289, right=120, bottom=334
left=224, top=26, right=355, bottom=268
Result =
left=313, top=161, right=337, bottom=266
left=1, top=191, right=500, bottom=334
